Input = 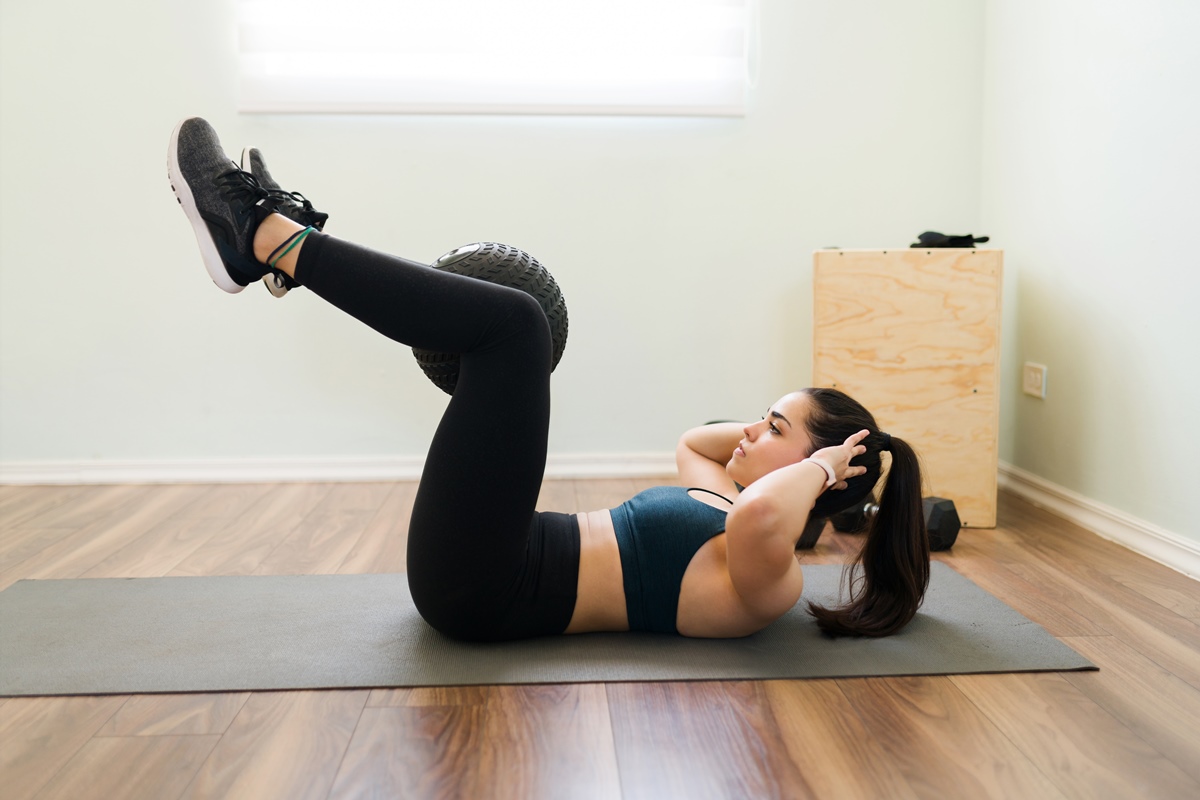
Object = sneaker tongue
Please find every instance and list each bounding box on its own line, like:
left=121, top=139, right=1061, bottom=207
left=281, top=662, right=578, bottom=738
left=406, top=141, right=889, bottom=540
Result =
left=252, top=198, right=279, bottom=225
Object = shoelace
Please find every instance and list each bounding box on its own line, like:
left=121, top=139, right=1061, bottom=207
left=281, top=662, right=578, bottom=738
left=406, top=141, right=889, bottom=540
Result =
left=263, top=188, right=328, bottom=229
left=214, top=166, right=270, bottom=226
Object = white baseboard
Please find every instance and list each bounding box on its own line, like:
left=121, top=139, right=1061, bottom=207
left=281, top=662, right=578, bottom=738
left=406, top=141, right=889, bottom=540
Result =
left=998, top=461, right=1200, bottom=580
left=0, top=453, right=678, bottom=486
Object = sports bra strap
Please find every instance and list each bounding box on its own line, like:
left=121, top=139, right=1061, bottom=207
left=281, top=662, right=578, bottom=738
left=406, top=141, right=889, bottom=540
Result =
left=686, top=487, right=734, bottom=505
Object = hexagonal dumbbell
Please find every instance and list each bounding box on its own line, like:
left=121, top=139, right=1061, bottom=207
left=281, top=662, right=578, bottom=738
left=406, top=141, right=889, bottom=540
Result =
left=922, top=497, right=961, bottom=551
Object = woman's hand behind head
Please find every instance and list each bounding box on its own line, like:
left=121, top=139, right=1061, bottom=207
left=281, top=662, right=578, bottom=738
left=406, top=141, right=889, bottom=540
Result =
left=808, top=429, right=870, bottom=491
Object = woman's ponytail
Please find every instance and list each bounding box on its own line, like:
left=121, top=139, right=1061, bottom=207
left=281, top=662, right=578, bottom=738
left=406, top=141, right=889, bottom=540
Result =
left=807, top=434, right=930, bottom=637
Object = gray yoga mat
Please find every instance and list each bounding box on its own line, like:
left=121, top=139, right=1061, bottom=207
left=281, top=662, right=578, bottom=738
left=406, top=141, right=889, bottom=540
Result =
left=0, top=563, right=1094, bottom=696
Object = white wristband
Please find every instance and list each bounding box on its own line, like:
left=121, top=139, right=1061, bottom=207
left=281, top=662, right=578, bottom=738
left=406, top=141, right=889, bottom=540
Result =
left=802, top=457, right=837, bottom=488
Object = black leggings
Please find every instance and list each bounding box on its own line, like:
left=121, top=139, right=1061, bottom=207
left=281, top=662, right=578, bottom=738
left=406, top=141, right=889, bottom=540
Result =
left=295, top=233, right=580, bottom=641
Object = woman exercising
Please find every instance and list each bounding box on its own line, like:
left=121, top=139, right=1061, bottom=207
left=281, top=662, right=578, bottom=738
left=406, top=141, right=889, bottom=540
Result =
left=168, top=117, right=930, bottom=642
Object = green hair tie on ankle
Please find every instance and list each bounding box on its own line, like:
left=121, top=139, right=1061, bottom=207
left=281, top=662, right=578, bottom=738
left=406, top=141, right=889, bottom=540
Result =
left=267, top=226, right=315, bottom=269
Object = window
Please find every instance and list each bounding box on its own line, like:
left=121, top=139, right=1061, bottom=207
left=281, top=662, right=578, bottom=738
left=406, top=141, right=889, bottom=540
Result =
left=237, top=0, right=753, bottom=116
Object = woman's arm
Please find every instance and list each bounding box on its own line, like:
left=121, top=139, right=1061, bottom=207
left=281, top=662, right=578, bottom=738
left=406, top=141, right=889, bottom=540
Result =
left=675, top=422, right=743, bottom=494
left=724, top=431, right=870, bottom=614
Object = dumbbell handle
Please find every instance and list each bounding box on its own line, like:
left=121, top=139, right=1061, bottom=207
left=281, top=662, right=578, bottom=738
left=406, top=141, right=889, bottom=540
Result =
left=800, top=497, right=961, bottom=550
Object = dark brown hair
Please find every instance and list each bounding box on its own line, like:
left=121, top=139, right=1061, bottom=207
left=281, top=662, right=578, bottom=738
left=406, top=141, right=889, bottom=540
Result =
left=799, top=387, right=930, bottom=637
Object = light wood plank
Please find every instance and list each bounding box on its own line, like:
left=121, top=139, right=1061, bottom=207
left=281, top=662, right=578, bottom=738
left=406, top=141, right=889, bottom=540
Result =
left=0, top=486, right=208, bottom=589
left=253, top=483, right=392, bottom=575
left=1016, top=506, right=1200, bottom=631
left=0, top=528, right=77, bottom=575
left=933, top=516, right=1029, bottom=563
left=178, top=690, right=368, bottom=800
left=0, top=485, right=90, bottom=528
left=327, top=705, right=486, bottom=800
left=0, top=696, right=126, bottom=800
left=167, top=483, right=333, bottom=577
left=33, top=734, right=220, bottom=800
left=478, top=684, right=621, bottom=800
left=837, top=676, right=1064, bottom=799
left=96, top=693, right=250, bottom=737
left=172, top=484, right=281, bottom=521
left=1002, top=557, right=1200, bottom=689
left=764, top=679, right=918, bottom=800
left=335, top=481, right=418, bottom=574
left=937, top=553, right=1108, bottom=637
left=952, top=671, right=1200, bottom=799
left=1061, top=636, right=1200, bottom=784
left=1000, top=495, right=1200, bottom=608
left=5, top=485, right=137, bottom=529
left=364, top=687, right=415, bottom=707
left=79, top=485, right=273, bottom=579
left=535, top=478, right=578, bottom=513
left=2, top=485, right=207, bottom=582
left=607, top=681, right=807, bottom=800
left=1114, top=576, right=1200, bottom=620
left=367, top=685, right=489, bottom=708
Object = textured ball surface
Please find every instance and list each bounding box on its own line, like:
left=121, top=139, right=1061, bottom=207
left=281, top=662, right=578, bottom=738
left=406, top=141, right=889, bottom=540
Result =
left=412, top=242, right=569, bottom=395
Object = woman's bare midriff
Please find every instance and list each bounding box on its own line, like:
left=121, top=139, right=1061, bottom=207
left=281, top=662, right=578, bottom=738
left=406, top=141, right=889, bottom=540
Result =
left=563, top=501, right=791, bottom=638
left=564, top=510, right=629, bottom=633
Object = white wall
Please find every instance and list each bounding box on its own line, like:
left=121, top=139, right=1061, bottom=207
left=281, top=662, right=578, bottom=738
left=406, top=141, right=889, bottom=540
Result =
left=0, top=1, right=985, bottom=466
left=982, top=0, right=1200, bottom=541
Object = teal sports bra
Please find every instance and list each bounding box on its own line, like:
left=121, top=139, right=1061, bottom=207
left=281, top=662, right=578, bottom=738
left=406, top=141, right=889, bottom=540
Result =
left=609, top=486, right=731, bottom=634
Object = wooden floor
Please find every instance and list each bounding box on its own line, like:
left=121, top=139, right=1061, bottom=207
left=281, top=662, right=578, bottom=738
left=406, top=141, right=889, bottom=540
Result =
left=1, top=479, right=1198, bottom=800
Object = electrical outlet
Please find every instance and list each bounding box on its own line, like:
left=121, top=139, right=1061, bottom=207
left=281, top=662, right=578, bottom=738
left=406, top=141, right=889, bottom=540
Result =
left=1023, top=362, right=1047, bottom=399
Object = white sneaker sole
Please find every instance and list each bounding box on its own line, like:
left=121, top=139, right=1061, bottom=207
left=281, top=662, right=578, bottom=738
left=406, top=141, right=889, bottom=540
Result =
left=263, top=271, right=291, bottom=298
left=168, top=119, right=245, bottom=294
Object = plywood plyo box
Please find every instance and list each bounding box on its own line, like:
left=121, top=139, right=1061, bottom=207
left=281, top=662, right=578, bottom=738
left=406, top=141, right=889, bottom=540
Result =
left=813, top=249, right=1003, bottom=527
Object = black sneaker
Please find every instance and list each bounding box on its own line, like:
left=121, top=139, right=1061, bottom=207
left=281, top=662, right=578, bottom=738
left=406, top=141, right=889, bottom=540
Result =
left=240, top=147, right=329, bottom=298
left=168, top=118, right=276, bottom=293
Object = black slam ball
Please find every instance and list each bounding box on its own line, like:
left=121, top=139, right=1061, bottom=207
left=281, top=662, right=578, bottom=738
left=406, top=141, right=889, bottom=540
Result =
left=412, top=242, right=569, bottom=395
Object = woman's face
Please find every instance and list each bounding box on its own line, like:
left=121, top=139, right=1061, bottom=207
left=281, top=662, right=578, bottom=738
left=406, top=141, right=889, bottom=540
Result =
left=726, top=392, right=816, bottom=486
